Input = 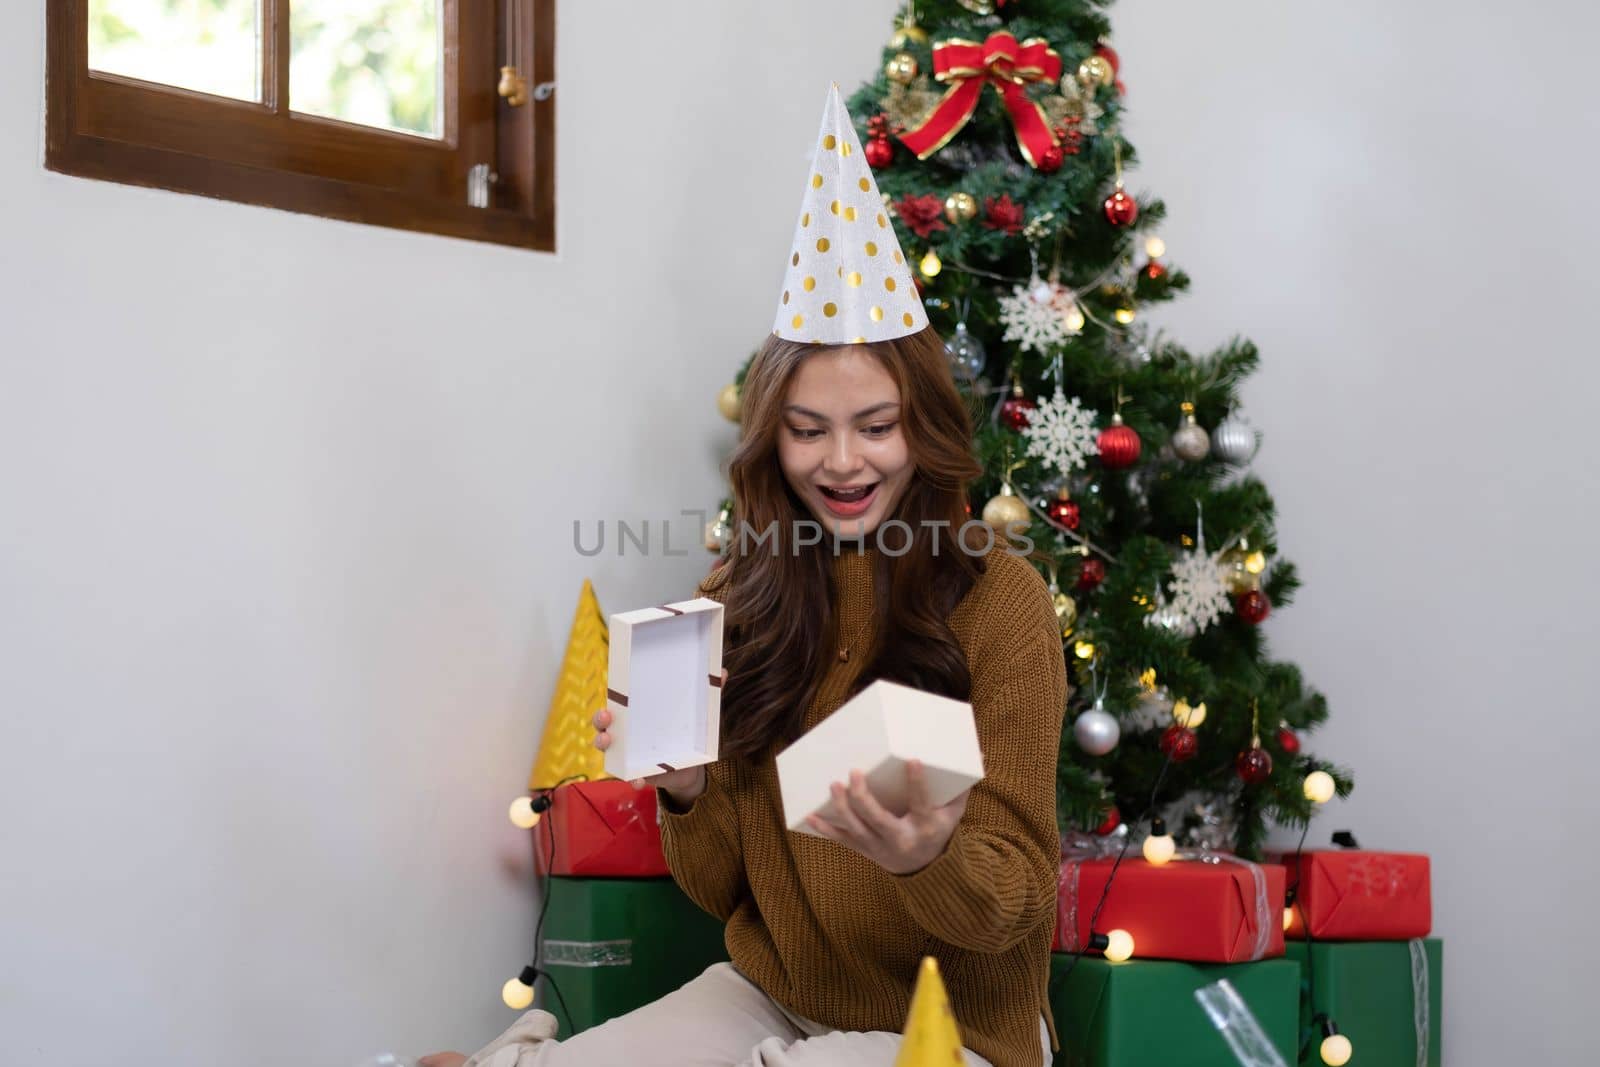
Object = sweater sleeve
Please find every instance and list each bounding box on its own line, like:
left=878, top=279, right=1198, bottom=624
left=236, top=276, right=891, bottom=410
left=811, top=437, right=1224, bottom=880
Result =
left=658, top=760, right=747, bottom=921
left=657, top=564, right=747, bottom=922
left=892, top=554, right=1067, bottom=953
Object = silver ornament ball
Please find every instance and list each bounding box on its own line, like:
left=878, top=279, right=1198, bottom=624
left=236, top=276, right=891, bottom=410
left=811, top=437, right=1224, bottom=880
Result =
left=1211, top=416, right=1259, bottom=466
left=1073, top=707, right=1121, bottom=756
left=944, top=323, right=987, bottom=380
left=1171, top=420, right=1211, bottom=462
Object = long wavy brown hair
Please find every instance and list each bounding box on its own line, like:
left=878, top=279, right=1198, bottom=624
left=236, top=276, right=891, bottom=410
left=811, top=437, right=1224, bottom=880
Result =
left=709, top=325, right=989, bottom=761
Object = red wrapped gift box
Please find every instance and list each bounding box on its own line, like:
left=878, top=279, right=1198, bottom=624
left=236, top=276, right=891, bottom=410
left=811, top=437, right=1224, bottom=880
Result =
left=530, top=779, right=668, bottom=877
left=1278, top=849, right=1431, bottom=940
left=1054, top=857, right=1286, bottom=964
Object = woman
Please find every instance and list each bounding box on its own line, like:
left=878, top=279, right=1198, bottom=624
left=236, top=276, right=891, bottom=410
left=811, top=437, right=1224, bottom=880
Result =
left=425, top=88, right=1066, bottom=1067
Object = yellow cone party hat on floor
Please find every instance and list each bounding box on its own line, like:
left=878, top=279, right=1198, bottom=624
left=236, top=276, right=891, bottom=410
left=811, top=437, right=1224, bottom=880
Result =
left=527, top=579, right=611, bottom=790
left=773, top=85, right=927, bottom=345
left=894, top=957, right=964, bottom=1067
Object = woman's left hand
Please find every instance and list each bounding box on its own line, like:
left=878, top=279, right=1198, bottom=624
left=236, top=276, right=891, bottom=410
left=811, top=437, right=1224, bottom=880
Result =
left=806, top=760, right=969, bottom=876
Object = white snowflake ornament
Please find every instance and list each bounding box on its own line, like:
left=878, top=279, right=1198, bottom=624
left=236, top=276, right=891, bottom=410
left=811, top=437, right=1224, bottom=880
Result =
left=1166, top=549, right=1233, bottom=633
left=1021, top=389, right=1099, bottom=476
left=1000, top=281, right=1081, bottom=355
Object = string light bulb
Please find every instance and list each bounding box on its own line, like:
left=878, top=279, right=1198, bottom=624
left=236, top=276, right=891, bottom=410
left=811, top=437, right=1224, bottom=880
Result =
left=502, top=966, right=537, bottom=1010
left=1062, top=302, right=1086, bottom=331
left=1318, top=1018, right=1353, bottom=1066
left=1172, top=698, right=1207, bottom=728
left=508, top=792, right=553, bottom=830
left=1142, top=816, right=1176, bottom=866
left=919, top=249, right=943, bottom=278
left=508, top=796, right=539, bottom=829
left=1282, top=888, right=1297, bottom=932
left=1114, top=303, right=1137, bottom=325
left=1074, top=640, right=1097, bottom=660
left=1304, top=770, right=1336, bottom=804
left=1087, top=928, right=1135, bottom=962
left=1144, top=236, right=1166, bottom=259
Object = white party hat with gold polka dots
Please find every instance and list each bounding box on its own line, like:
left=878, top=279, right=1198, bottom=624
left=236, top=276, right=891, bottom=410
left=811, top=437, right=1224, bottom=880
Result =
left=773, top=85, right=927, bottom=345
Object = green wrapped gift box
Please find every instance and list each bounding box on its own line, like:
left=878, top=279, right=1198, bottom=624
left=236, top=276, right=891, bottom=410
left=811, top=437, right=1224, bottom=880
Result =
left=1284, top=939, right=1442, bottom=1067
left=534, top=876, right=728, bottom=1036
left=1050, top=954, right=1300, bottom=1066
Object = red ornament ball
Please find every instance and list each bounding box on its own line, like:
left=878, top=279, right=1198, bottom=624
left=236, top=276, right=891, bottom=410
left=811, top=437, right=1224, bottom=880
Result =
left=1097, top=420, right=1142, bottom=469
left=1037, top=145, right=1065, bottom=173
left=865, top=136, right=894, bottom=169
left=1094, top=43, right=1121, bottom=75
left=1236, top=590, right=1271, bottom=624
left=1076, top=558, right=1106, bottom=592
left=1103, top=189, right=1139, bottom=227
left=1236, top=747, right=1273, bottom=784
left=1046, top=495, right=1080, bottom=530
left=1144, top=260, right=1168, bottom=281
left=1276, top=725, right=1301, bottom=756
left=1094, top=806, right=1121, bottom=835
left=1000, top=394, right=1037, bottom=431
left=1160, top=725, right=1198, bottom=763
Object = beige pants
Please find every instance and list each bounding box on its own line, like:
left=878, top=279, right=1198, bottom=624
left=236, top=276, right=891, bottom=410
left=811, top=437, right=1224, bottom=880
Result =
left=461, top=962, right=1052, bottom=1067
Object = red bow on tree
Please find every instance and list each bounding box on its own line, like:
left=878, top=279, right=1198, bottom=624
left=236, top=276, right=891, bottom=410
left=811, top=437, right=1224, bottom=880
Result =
left=898, top=32, right=1063, bottom=168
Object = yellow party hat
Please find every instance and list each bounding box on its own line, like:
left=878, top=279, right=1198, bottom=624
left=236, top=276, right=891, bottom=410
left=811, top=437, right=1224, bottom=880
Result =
left=895, top=956, right=964, bottom=1067
left=772, top=84, right=927, bottom=345
left=528, top=579, right=612, bottom=789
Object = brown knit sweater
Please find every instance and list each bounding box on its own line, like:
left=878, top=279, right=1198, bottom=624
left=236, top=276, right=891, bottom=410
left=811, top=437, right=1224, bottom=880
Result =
left=659, top=541, right=1067, bottom=1067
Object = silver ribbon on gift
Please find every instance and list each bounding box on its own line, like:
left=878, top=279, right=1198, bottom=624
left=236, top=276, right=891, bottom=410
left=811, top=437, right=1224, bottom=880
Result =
left=1058, top=832, right=1274, bottom=961
left=1409, top=937, right=1430, bottom=1067
left=542, top=939, right=633, bottom=968
left=1194, top=978, right=1290, bottom=1067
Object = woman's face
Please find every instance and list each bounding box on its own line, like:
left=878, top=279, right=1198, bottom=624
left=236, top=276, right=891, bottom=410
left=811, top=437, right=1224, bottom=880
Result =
left=777, top=345, right=914, bottom=540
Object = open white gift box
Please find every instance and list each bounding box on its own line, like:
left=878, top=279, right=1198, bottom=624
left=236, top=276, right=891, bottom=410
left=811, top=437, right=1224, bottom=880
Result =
left=602, top=597, right=724, bottom=783
left=777, top=679, right=985, bottom=836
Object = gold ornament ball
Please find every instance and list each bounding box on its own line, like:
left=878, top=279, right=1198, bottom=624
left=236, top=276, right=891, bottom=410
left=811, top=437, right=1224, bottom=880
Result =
left=889, top=19, right=928, bottom=48
left=1054, top=592, right=1079, bottom=637
left=1077, top=54, right=1115, bottom=89
left=944, top=191, right=979, bottom=224
left=886, top=52, right=920, bottom=85
left=1173, top=698, right=1207, bottom=728
left=716, top=383, right=742, bottom=422
left=1219, top=548, right=1259, bottom=595
left=982, top=491, right=1030, bottom=528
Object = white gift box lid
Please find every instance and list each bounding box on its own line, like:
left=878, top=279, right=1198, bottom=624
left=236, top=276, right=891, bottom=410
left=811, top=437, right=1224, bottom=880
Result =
left=776, top=678, right=985, bottom=836
left=602, top=597, right=724, bottom=782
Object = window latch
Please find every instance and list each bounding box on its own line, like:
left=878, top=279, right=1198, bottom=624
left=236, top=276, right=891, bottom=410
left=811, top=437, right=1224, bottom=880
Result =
left=468, top=163, right=498, bottom=209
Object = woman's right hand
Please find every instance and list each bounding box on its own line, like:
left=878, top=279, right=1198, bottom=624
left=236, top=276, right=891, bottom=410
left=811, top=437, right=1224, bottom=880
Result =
left=591, top=672, right=722, bottom=807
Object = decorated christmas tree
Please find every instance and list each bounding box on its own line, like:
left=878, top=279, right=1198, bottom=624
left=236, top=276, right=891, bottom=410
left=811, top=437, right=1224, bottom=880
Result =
left=710, top=0, right=1350, bottom=859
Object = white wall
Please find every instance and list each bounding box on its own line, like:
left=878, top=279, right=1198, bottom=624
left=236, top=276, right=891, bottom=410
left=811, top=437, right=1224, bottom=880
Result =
left=4, top=0, right=1592, bottom=1063
left=1113, top=1, right=1599, bottom=1061
left=1, top=2, right=891, bottom=1063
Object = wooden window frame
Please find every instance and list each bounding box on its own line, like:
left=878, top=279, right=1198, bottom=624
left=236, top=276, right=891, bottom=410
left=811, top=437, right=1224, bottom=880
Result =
left=45, top=0, right=555, bottom=252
